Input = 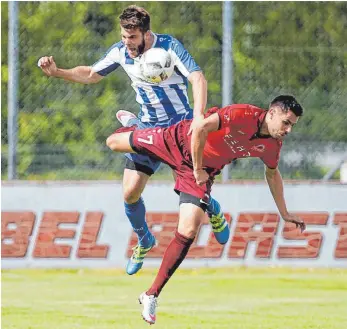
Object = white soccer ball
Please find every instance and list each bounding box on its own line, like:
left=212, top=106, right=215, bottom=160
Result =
left=140, top=48, right=174, bottom=84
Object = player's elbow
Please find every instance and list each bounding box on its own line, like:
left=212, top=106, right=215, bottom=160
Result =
left=87, top=69, right=103, bottom=84
left=87, top=75, right=102, bottom=84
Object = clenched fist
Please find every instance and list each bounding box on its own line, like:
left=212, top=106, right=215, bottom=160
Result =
left=37, top=56, right=57, bottom=77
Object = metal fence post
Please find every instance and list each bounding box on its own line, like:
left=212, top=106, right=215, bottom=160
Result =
left=222, top=1, right=233, bottom=183
left=7, top=1, right=19, bottom=180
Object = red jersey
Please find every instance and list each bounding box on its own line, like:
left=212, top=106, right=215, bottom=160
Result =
left=178, top=104, right=282, bottom=170
left=129, top=104, right=282, bottom=200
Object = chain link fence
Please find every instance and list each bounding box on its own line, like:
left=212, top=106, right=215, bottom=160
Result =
left=2, top=1, right=347, bottom=180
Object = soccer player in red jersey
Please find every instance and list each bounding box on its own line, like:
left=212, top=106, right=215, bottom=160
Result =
left=106, top=95, right=306, bottom=324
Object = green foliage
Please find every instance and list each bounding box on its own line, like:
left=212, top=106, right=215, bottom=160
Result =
left=2, top=2, right=347, bottom=179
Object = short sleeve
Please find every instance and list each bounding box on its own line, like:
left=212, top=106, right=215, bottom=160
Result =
left=169, top=38, right=201, bottom=77
left=92, top=42, right=122, bottom=76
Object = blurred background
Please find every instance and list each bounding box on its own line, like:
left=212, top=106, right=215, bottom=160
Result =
left=2, top=1, right=347, bottom=181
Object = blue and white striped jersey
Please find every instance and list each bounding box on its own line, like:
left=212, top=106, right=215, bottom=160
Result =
left=92, top=33, right=201, bottom=123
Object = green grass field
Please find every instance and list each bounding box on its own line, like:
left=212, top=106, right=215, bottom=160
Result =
left=2, top=267, right=347, bottom=329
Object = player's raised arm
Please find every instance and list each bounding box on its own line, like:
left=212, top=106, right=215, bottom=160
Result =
left=265, top=166, right=306, bottom=232
left=38, top=55, right=103, bottom=84
left=191, top=113, right=220, bottom=185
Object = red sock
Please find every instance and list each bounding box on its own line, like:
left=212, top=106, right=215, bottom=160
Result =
left=146, top=231, right=194, bottom=297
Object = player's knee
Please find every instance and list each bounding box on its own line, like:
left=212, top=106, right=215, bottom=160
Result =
left=106, top=134, right=118, bottom=151
left=123, top=187, right=141, bottom=204
left=106, top=133, right=123, bottom=151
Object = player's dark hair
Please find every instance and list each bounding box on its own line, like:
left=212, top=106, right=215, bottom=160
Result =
left=119, top=5, right=150, bottom=32
left=270, top=95, right=303, bottom=117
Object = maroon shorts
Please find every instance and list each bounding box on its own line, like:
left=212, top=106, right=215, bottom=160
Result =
left=130, top=125, right=215, bottom=203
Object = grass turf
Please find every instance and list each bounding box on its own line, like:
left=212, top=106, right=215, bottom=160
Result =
left=2, top=267, right=347, bottom=329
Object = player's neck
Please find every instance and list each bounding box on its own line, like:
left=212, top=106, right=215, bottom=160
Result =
left=259, top=118, right=270, bottom=136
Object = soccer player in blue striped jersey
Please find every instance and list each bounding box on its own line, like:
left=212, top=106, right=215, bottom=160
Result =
left=38, top=5, right=229, bottom=275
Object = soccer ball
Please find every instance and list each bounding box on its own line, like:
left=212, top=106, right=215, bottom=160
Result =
left=140, top=48, right=174, bottom=84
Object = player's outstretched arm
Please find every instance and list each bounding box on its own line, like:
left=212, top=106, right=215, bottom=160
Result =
left=191, top=113, right=220, bottom=185
left=265, top=166, right=306, bottom=232
left=38, top=56, right=103, bottom=84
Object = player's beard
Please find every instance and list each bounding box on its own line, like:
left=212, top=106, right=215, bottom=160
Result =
left=137, top=35, right=146, bottom=56
left=126, top=35, right=146, bottom=58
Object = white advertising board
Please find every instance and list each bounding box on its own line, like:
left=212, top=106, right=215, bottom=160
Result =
left=1, top=181, right=346, bottom=268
